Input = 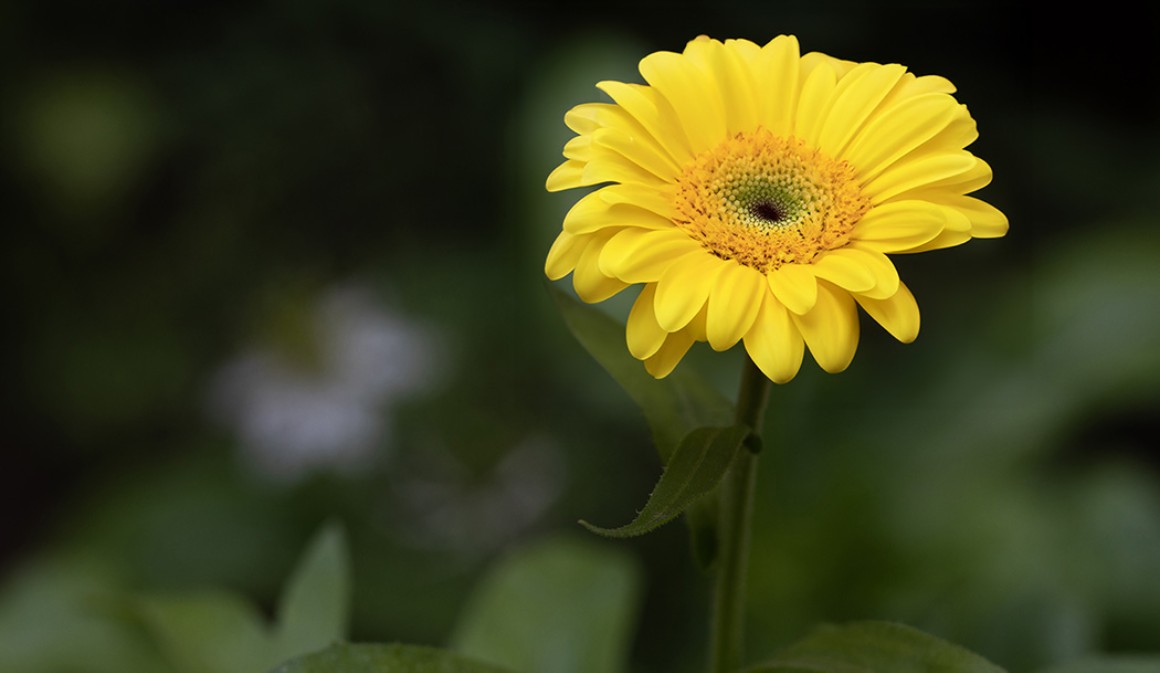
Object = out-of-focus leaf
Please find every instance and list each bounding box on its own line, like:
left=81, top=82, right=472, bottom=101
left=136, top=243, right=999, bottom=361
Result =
left=449, top=536, right=640, bottom=673
left=135, top=593, right=271, bottom=673
left=1034, top=659, right=1160, bottom=673
left=582, top=425, right=749, bottom=538
left=0, top=558, right=174, bottom=673
left=132, top=522, right=352, bottom=673
left=748, top=621, right=1007, bottom=673
left=272, top=522, right=349, bottom=661
left=550, top=286, right=733, bottom=463
left=270, top=643, right=515, bottom=673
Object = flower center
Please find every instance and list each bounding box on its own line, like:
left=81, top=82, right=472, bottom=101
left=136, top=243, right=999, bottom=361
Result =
left=672, top=129, right=870, bottom=271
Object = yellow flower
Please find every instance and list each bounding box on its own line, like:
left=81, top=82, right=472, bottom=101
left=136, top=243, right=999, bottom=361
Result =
left=545, top=35, right=1007, bottom=382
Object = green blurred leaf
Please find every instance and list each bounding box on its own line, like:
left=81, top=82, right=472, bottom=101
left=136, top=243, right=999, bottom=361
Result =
left=272, top=522, right=349, bottom=661
left=135, top=592, right=271, bottom=673
left=131, top=522, right=352, bottom=673
left=582, top=424, right=749, bottom=538
left=0, top=558, right=175, bottom=673
left=450, top=536, right=640, bottom=673
left=549, top=285, right=733, bottom=463
left=1034, top=659, right=1160, bottom=673
left=748, top=621, right=1007, bottom=673
left=271, top=643, right=515, bottom=673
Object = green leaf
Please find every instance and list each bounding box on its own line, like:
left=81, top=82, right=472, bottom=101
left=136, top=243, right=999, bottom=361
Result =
left=549, top=286, right=733, bottom=463
left=1034, top=659, right=1160, bottom=673
left=135, top=592, right=271, bottom=673
left=449, top=536, right=640, bottom=673
left=271, top=643, right=515, bottom=673
left=0, top=558, right=175, bottom=673
left=272, top=522, right=350, bottom=661
left=130, top=522, right=353, bottom=673
left=748, top=621, right=1008, bottom=673
left=582, top=424, right=749, bottom=538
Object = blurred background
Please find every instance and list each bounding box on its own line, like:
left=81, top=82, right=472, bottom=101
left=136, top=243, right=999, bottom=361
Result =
left=2, top=2, right=1158, bottom=672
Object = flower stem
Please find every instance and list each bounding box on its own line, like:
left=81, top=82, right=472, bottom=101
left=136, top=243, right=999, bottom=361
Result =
left=709, top=356, right=771, bottom=673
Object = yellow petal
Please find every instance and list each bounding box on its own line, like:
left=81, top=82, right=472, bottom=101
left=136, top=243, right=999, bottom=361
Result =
left=945, top=193, right=1008, bottom=238
left=582, top=156, right=666, bottom=188
left=626, top=284, right=666, bottom=360
left=841, top=93, right=962, bottom=180
left=791, top=281, right=860, bottom=374
left=900, top=73, right=956, bottom=96
left=912, top=156, right=993, bottom=196
left=743, top=293, right=804, bottom=384
left=565, top=190, right=673, bottom=236
left=843, top=245, right=900, bottom=299
left=856, top=281, right=920, bottom=343
left=592, top=127, right=680, bottom=182
left=817, top=63, right=907, bottom=158
left=811, top=250, right=877, bottom=292
left=801, top=51, right=856, bottom=79
left=546, top=160, right=587, bottom=192
left=654, top=254, right=725, bottom=332
left=851, top=200, right=946, bottom=252
left=638, top=48, right=727, bottom=154
left=896, top=228, right=972, bottom=254
left=758, top=35, right=801, bottom=136
left=794, top=60, right=838, bottom=144
left=596, top=80, right=693, bottom=165
left=685, top=301, right=710, bottom=343
left=711, top=38, right=761, bottom=134
left=885, top=203, right=971, bottom=253
left=566, top=104, right=680, bottom=176
left=563, top=103, right=607, bottom=134
left=562, top=190, right=608, bottom=234
left=598, top=183, right=677, bottom=220
left=572, top=232, right=629, bottom=302
left=545, top=230, right=586, bottom=280
left=597, top=228, right=649, bottom=272
left=923, top=107, right=978, bottom=152
left=599, top=229, right=699, bottom=283
left=682, top=37, right=759, bottom=134
left=767, top=263, right=818, bottom=315
left=644, top=329, right=695, bottom=379
left=562, top=135, right=593, bottom=161
left=862, top=152, right=979, bottom=204
left=706, top=262, right=766, bottom=351
left=869, top=72, right=956, bottom=120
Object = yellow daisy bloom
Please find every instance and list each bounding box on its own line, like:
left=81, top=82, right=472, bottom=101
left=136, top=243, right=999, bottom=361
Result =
left=545, top=35, right=1007, bottom=382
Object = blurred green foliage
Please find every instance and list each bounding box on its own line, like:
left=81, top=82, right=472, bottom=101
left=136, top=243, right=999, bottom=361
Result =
left=450, top=536, right=640, bottom=673
left=0, top=522, right=348, bottom=673
left=2, top=3, right=1158, bottom=673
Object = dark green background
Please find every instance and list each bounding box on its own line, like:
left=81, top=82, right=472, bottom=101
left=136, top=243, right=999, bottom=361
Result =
left=2, top=2, right=1157, bottom=672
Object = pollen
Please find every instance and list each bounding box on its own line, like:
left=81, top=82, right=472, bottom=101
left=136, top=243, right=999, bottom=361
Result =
left=672, top=129, right=871, bottom=271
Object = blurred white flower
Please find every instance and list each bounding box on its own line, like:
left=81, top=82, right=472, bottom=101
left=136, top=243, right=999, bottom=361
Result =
left=209, top=284, right=438, bottom=481
left=391, top=435, right=567, bottom=552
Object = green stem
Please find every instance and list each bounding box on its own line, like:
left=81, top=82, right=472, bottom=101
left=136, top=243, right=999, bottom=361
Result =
left=709, top=357, right=771, bottom=673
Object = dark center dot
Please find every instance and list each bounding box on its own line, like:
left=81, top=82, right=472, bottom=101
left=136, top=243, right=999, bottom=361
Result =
left=751, top=201, right=784, bottom=223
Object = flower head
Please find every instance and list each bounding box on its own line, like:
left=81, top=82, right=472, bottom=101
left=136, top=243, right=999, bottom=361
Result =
left=545, top=35, right=1007, bottom=382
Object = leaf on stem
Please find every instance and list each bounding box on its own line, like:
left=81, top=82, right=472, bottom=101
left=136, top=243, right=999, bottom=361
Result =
left=581, top=424, right=750, bottom=538
left=747, top=621, right=1008, bottom=673
left=549, top=285, right=733, bottom=463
